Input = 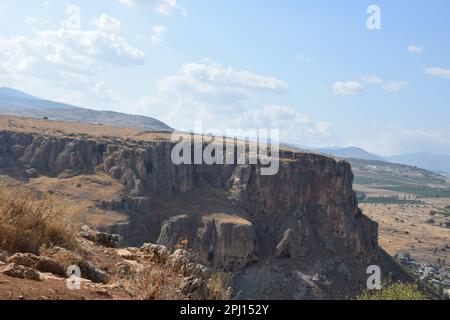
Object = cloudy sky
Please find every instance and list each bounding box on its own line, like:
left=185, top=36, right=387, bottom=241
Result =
left=0, top=0, right=449, bottom=155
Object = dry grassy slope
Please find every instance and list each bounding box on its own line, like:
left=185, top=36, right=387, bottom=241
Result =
left=0, top=115, right=173, bottom=142
left=349, top=158, right=449, bottom=187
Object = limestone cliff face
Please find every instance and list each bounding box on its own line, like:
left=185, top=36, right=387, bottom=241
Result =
left=157, top=214, right=257, bottom=271
left=0, top=130, right=390, bottom=299
left=226, top=157, right=378, bottom=262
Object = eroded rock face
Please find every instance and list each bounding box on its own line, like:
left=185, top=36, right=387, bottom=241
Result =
left=157, top=214, right=257, bottom=271
left=0, top=129, right=392, bottom=299
left=225, top=159, right=378, bottom=261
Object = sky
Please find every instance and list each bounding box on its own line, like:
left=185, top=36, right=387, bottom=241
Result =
left=0, top=0, right=449, bottom=156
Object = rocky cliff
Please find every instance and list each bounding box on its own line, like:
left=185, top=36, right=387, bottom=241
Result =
left=0, top=124, right=408, bottom=299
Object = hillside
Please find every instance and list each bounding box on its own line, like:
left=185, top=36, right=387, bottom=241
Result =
left=386, top=153, right=450, bottom=177
left=311, top=145, right=450, bottom=177
left=348, top=158, right=450, bottom=192
left=0, top=87, right=172, bottom=132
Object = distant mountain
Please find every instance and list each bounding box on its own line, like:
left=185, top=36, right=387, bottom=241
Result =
left=0, top=87, right=172, bottom=132
left=310, top=146, right=450, bottom=176
left=0, top=87, right=39, bottom=100
left=313, top=146, right=384, bottom=161
left=347, top=158, right=449, bottom=187
left=386, top=153, right=450, bottom=176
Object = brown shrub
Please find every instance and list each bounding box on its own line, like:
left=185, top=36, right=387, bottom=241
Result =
left=208, top=271, right=233, bottom=300
left=0, top=184, right=78, bottom=255
left=125, top=266, right=184, bottom=300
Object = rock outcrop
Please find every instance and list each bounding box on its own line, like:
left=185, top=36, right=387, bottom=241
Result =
left=7, top=253, right=66, bottom=277
left=157, top=214, right=257, bottom=271
left=0, top=126, right=405, bottom=299
left=1, top=263, right=40, bottom=281
left=80, top=225, right=123, bottom=248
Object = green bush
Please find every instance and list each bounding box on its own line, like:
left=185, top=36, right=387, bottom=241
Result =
left=357, top=282, right=428, bottom=300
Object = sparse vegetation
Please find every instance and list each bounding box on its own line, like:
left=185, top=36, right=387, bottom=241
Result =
left=126, top=267, right=182, bottom=300
left=357, top=282, right=429, bottom=300
left=0, top=184, right=77, bottom=255
left=208, top=271, right=233, bottom=300
left=430, top=208, right=450, bottom=217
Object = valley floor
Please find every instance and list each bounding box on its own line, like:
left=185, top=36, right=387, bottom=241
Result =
left=355, top=184, right=450, bottom=296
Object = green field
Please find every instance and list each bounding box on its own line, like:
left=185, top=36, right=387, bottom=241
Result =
left=379, top=185, right=450, bottom=198
left=360, top=197, right=425, bottom=205
left=354, top=176, right=450, bottom=198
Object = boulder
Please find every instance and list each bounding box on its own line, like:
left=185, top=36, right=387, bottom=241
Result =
left=44, top=247, right=109, bottom=284
left=180, top=276, right=209, bottom=300
left=1, top=263, right=40, bottom=281
left=140, top=243, right=170, bottom=264
left=7, top=253, right=66, bottom=277
left=77, top=260, right=109, bottom=284
left=80, top=225, right=123, bottom=248
left=166, top=249, right=208, bottom=279
left=117, top=248, right=138, bottom=260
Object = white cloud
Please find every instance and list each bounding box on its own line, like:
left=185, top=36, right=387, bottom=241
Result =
left=0, top=29, right=145, bottom=76
left=236, top=105, right=331, bottom=140
left=118, top=0, right=185, bottom=16
left=383, top=81, right=406, bottom=93
left=361, top=75, right=383, bottom=85
left=165, top=60, right=288, bottom=93
left=332, top=81, right=363, bottom=95
left=335, top=76, right=405, bottom=94
left=95, top=14, right=122, bottom=33
left=150, top=24, right=167, bottom=45
left=408, top=45, right=423, bottom=54
left=0, top=29, right=145, bottom=105
left=134, top=60, right=328, bottom=143
left=425, top=67, right=450, bottom=80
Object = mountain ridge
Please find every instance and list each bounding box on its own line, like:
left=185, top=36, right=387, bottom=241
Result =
left=310, top=146, right=450, bottom=176
left=0, top=87, right=172, bottom=132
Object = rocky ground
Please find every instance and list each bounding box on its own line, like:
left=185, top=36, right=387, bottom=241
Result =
left=0, top=229, right=214, bottom=300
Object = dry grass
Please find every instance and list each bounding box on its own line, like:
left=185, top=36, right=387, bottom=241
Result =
left=208, top=271, right=233, bottom=300
left=0, top=184, right=78, bottom=255
left=125, top=266, right=183, bottom=300
left=0, top=115, right=172, bottom=142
